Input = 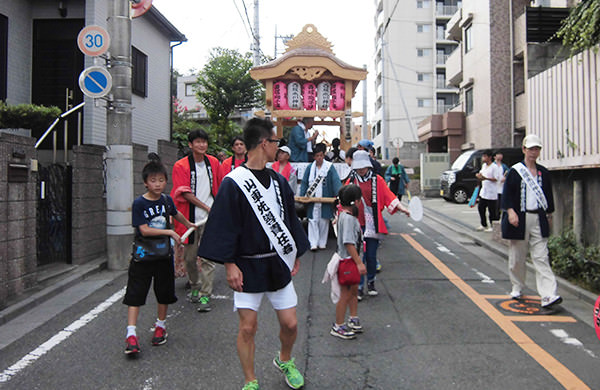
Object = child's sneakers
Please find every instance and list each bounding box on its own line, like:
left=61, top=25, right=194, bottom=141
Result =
left=330, top=323, right=356, bottom=340
left=151, top=326, right=168, bottom=346
left=124, top=335, right=140, bottom=355
left=347, top=317, right=363, bottom=333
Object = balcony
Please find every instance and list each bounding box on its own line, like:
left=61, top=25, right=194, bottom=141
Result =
left=515, top=93, right=527, bottom=129
left=445, top=7, right=462, bottom=41
left=445, top=46, right=462, bottom=87
left=436, top=53, right=450, bottom=66
left=436, top=4, right=459, bottom=18
left=514, top=12, right=526, bottom=59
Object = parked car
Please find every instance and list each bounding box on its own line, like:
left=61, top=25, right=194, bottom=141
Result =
left=440, top=148, right=524, bottom=203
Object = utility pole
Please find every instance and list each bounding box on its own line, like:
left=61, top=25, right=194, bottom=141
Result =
left=106, top=0, right=134, bottom=270
left=274, top=26, right=293, bottom=58
left=362, top=64, right=368, bottom=140
left=253, top=0, right=260, bottom=66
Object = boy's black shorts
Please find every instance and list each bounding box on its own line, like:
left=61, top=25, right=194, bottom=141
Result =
left=122, top=257, right=178, bottom=306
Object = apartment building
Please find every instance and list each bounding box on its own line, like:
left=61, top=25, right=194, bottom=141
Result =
left=373, top=0, right=460, bottom=159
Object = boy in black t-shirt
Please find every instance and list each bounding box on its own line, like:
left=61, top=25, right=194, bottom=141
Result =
left=123, top=157, right=195, bottom=356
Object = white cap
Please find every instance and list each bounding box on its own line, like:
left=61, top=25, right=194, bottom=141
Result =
left=523, top=134, right=542, bottom=149
left=351, top=150, right=373, bottom=169
left=278, top=146, right=291, bottom=155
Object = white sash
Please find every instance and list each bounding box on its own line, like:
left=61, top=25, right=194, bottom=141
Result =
left=305, top=160, right=332, bottom=198
left=228, top=167, right=297, bottom=271
left=513, top=162, right=548, bottom=210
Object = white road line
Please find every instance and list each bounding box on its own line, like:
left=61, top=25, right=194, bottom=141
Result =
left=0, top=287, right=126, bottom=383
left=474, top=271, right=495, bottom=284
left=550, top=329, right=597, bottom=358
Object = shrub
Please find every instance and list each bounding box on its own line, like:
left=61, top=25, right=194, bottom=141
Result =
left=548, top=230, right=600, bottom=293
left=0, top=102, right=61, bottom=132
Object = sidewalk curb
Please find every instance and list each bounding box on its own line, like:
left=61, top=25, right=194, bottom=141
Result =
left=422, top=204, right=598, bottom=306
left=0, top=257, right=109, bottom=326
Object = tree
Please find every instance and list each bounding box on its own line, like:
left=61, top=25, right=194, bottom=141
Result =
left=196, top=47, right=263, bottom=148
left=555, top=0, right=600, bottom=56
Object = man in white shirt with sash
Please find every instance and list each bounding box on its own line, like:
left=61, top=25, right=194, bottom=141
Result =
left=300, top=143, right=342, bottom=251
left=198, top=118, right=309, bottom=390
left=501, top=134, right=562, bottom=309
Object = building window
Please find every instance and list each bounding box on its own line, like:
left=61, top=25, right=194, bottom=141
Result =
left=417, top=48, right=432, bottom=57
left=417, top=72, right=431, bottom=82
left=418, top=98, right=433, bottom=108
left=132, top=46, right=148, bottom=97
left=185, top=83, right=195, bottom=96
left=464, top=25, right=473, bottom=53
left=417, top=0, right=431, bottom=8
left=0, top=14, right=7, bottom=101
left=465, top=87, right=473, bottom=115
left=417, top=24, right=431, bottom=33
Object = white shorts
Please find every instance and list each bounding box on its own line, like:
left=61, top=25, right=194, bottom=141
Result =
left=233, top=281, right=297, bottom=312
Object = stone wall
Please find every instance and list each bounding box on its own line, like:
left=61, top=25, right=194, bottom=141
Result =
left=71, top=145, right=106, bottom=265
left=0, top=134, right=37, bottom=309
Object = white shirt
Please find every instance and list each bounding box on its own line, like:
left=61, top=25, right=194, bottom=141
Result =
left=298, top=121, right=313, bottom=153
left=479, top=162, right=501, bottom=200
left=194, top=161, right=214, bottom=221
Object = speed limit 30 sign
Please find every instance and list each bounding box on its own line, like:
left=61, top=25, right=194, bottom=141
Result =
left=77, top=25, right=110, bottom=57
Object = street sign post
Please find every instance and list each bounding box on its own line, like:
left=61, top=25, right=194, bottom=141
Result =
left=77, top=25, right=110, bottom=57
left=78, top=66, right=112, bottom=98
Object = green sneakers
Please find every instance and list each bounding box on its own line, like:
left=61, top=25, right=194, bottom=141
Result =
left=188, top=289, right=200, bottom=303
left=273, top=355, right=304, bottom=389
left=197, top=295, right=212, bottom=312
left=242, top=379, right=259, bottom=390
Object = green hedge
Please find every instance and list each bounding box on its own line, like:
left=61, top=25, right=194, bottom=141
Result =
left=548, top=230, right=600, bottom=293
left=0, top=102, right=61, bottom=132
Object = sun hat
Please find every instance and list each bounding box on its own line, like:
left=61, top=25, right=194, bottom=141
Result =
left=351, top=150, right=373, bottom=170
left=523, top=134, right=542, bottom=149
left=278, top=145, right=291, bottom=155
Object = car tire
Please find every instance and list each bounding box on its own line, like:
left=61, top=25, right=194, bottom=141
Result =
left=452, top=188, right=469, bottom=204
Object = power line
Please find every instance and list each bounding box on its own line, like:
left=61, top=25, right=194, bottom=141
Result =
left=232, top=0, right=251, bottom=40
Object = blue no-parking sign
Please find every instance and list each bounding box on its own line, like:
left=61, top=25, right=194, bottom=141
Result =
left=78, top=66, right=112, bottom=98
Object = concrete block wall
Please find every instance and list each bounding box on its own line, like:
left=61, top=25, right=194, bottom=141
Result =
left=551, top=168, right=600, bottom=247
left=158, top=139, right=179, bottom=195
left=71, top=145, right=106, bottom=265
left=0, top=134, right=37, bottom=309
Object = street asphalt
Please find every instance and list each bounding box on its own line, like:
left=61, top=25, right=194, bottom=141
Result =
left=0, top=195, right=598, bottom=389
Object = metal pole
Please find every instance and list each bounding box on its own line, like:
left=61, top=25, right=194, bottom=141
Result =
left=381, top=34, right=387, bottom=159
left=106, top=0, right=134, bottom=270
left=77, top=111, right=82, bottom=146
left=64, top=120, right=68, bottom=163
left=253, top=0, right=260, bottom=66
left=362, top=64, right=368, bottom=140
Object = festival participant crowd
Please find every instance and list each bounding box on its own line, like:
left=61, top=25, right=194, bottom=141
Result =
left=124, top=117, right=413, bottom=390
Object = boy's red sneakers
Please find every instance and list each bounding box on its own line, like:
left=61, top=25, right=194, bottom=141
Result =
left=151, top=326, right=168, bottom=346
left=124, top=335, right=140, bottom=355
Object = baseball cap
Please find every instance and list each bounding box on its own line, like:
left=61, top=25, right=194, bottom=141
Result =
left=358, top=139, right=374, bottom=148
left=279, top=146, right=291, bottom=155
left=351, top=150, right=373, bottom=169
left=523, top=134, right=542, bottom=149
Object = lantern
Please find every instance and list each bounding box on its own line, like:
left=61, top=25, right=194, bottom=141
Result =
left=273, top=81, right=289, bottom=110
left=330, top=81, right=345, bottom=111
left=288, top=82, right=302, bottom=109
left=317, top=82, right=331, bottom=110
left=302, top=83, right=316, bottom=110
